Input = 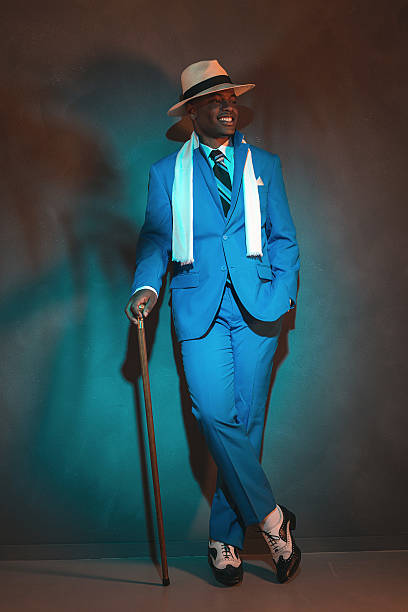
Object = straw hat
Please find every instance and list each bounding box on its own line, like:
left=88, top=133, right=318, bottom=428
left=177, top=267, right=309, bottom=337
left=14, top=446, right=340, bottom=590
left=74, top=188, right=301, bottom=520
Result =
left=167, top=59, right=255, bottom=117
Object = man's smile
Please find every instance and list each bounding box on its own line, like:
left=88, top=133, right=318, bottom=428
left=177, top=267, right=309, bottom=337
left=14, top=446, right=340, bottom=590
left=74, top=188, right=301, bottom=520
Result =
left=218, top=115, right=235, bottom=125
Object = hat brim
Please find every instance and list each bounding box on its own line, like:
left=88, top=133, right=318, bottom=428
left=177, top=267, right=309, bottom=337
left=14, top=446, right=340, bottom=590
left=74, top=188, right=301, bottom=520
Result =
left=167, top=82, right=255, bottom=117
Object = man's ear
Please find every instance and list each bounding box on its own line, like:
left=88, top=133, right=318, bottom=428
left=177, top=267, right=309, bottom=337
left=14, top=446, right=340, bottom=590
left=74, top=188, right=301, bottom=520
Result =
left=186, top=102, right=197, bottom=121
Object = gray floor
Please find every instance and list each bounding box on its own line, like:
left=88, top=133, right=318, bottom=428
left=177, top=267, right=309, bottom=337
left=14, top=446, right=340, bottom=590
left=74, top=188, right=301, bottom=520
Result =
left=0, top=550, right=407, bottom=611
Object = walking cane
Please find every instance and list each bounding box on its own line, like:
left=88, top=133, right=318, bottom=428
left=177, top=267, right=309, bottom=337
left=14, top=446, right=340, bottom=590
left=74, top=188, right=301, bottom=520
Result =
left=136, top=305, right=170, bottom=586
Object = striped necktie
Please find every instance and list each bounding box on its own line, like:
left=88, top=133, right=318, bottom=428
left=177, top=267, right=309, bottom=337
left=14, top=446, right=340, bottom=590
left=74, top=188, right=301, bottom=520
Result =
left=209, top=149, right=232, bottom=217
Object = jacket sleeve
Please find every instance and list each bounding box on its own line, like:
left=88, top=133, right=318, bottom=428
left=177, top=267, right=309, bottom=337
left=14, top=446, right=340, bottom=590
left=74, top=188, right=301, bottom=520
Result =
left=130, top=163, right=172, bottom=296
left=266, top=155, right=300, bottom=307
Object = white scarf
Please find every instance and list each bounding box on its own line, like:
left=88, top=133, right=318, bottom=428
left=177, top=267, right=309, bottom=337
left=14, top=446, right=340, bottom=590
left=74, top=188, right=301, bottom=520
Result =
left=171, top=131, right=262, bottom=264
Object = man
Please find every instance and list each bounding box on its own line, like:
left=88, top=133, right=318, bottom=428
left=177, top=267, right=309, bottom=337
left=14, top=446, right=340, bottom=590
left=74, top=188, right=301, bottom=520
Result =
left=125, top=60, right=301, bottom=585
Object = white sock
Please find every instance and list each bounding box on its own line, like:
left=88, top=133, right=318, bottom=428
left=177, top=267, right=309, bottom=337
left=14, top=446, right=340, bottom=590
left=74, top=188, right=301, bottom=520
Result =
left=261, top=505, right=283, bottom=534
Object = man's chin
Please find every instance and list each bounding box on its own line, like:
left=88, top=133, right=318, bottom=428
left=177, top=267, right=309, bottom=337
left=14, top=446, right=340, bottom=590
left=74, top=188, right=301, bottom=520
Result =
left=216, top=125, right=236, bottom=137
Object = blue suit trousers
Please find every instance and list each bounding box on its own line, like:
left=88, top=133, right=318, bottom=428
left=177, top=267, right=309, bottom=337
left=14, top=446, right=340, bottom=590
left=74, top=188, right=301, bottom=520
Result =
left=180, top=282, right=282, bottom=549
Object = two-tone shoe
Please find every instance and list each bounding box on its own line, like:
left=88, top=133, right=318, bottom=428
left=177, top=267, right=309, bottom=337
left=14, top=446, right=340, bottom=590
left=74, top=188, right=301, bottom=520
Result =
left=208, top=540, right=243, bottom=586
left=259, top=504, right=301, bottom=583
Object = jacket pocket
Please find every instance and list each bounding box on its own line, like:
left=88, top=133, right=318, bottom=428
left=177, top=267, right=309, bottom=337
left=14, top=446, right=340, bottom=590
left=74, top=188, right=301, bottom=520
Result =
left=169, top=271, right=199, bottom=289
left=256, top=263, right=274, bottom=281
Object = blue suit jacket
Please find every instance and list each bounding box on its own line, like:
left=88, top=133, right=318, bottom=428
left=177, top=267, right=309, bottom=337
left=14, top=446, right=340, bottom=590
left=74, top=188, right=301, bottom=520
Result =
left=131, top=130, right=300, bottom=341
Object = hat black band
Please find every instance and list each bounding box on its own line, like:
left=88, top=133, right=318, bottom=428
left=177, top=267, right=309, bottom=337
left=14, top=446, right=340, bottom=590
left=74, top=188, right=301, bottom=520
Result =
left=181, top=75, right=233, bottom=101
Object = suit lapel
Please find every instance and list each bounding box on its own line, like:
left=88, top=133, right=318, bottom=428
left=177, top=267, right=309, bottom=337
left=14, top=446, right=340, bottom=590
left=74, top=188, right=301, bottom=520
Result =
left=227, top=131, right=248, bottom=222
left=194, top=147, right=225, bottom=218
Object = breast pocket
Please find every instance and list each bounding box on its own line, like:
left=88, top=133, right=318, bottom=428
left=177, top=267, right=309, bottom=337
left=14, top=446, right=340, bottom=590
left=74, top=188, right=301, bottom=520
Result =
left=169, top=271, right=199, bottom=289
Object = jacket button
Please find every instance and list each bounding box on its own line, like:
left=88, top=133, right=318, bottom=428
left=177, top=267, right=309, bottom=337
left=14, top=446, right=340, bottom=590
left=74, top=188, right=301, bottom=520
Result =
left=223, top=235, right=228, bottom=240
left=221, top=266, right=226, bottom=271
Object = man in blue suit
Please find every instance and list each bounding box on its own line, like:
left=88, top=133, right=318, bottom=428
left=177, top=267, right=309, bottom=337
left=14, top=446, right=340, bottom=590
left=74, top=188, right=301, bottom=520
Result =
left=125, top=60, right=301, bottom=585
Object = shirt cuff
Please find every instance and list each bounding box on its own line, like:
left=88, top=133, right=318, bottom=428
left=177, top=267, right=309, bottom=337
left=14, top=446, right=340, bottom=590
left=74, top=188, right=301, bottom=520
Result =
left=132, top=285, right=158, bottom=298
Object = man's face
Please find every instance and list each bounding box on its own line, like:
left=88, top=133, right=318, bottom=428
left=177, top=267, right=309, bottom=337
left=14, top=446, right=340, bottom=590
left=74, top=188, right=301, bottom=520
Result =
left=187, top=89, right=238, bottom=140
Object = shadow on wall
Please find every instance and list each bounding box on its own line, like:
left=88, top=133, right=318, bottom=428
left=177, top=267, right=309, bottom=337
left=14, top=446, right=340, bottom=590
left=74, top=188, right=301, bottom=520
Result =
left=1, top=54, right=171, bottom=295
left=0, top=55, right=180, bottom=548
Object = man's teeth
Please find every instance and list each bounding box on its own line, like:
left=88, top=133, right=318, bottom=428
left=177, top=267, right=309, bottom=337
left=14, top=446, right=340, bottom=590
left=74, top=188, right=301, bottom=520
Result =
left=219, top=116, right=233, bottom=123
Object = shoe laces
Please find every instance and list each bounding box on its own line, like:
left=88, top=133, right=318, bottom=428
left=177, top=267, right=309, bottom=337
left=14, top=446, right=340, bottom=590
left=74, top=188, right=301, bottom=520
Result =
left=258, top=528, right=286, bottom=555
left=221, top=543, right=234, bottom=560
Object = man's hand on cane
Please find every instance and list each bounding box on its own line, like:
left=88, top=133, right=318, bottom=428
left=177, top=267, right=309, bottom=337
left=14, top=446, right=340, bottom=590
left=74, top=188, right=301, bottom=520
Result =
left=125, top=289, right=158, bottom=323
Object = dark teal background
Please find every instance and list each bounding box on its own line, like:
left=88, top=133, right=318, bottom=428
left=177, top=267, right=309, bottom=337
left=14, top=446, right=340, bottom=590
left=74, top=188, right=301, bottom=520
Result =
left=0, top=1, right=407, bottom=558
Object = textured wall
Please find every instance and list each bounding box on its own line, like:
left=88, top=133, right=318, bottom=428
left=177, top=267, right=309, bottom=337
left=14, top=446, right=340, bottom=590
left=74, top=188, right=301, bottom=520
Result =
left=0, top=0, right=407, bottom=557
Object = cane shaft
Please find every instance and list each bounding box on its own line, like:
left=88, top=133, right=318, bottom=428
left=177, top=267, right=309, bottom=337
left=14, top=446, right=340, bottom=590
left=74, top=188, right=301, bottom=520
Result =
left=137, top=318, right=169, bottom=585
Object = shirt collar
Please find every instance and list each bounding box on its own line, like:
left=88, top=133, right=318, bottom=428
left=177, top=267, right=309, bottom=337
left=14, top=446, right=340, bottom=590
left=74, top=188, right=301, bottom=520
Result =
left=200, top=138, right=234, bottom=163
